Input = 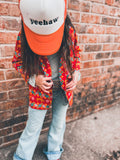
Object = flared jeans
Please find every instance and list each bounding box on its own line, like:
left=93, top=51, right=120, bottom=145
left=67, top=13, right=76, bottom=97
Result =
left=13, top=88, right=68, bottom=160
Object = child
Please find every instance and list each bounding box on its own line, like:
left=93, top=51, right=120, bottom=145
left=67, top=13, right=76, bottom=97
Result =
left=12, top=0, right=81, bottom=160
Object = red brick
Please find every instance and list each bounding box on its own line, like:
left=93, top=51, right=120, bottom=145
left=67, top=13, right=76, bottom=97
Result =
left=0, top=58, right=13, bottom=69
left=0, top=111, right=12, bottom=121
left=12, top=106, right=28, bottom=117
left=8, top=3, right=20, bottom=16
left=68, top=0, right=90, bottom=12
left=5, top=69, right=21, bottom=80
left=0, top=16, right=19, bottom=31
left=0, top=98, right=28, bottom=111
left=105, top=0, right=120, bottom=7
left=81, top=68, right=100, bottom=77
left=79, top=35, right=98, bottom=43
left=0, top=46, right=4, bottom=57
left=0, top=139, right=19, bottom=148
left=0, top=82, right=7, bottom=92
left=117, top=19, right=120, bottom=26
left=0, top=102, right=7, bottom=111
left=6, top=79, right=26, bottom=90
left=81, top=14, right=101, bottom=24
left=82, top=76, right=96, bottom=84
left=112, top=70, right=120, bottom=77
left=0, top=45, right=15, bottom=57
left=68, top=12, right=80, bottom=23
left=4, top=132, right=21, bottom=143
left=96, top=52, right=111, bottom=59
left=0, top=71, right=5, bottom=81
left=85, top=45, right=102, bottom=52
left=97, top=73, right=111, bottom=80
left=74, top=24, right=87, bottom=34
left=9, top=88, right=29, bottom=99
left=100, top=59, right=114, bottom=66
left=13, top=123, right=26, bottom=132
left=114, top=36, right=120, bottom=43
left=109, top=8, right=120, bottom=17
left=98, top=35, right=114, bottom=43
left=103, top=44, right=120, bottom=51
left=5, top=45, right=15, bottom=57
left=4, top=18, right=21, bottom=31
left=114, top=58, right=120, bottom=66
left=106, top=26, right=120, bottom=34
left=0, top=17, right=5, bottom=30
left=102, top=17, right=117, bottom=25
left=0, top=3, right=9, bottom=15
left=80, top=1, right=91, bottom=12
left=0, top=32, right=18, bottom=44
left=81, top=53, right=94, bottom=61
left=0, top=128, right=12, bottom=137
left=91, top=4, right=109, bottom=15
left=107, top=65, right=120, bottom=72
left=0, top=92, right=8, bottom=101
left=105, top=0, right=114, bottom=6
left=111, top=52, right=120, bottom=57
left=68, top=0, right=81, bottom=11
left=83, top=61, right=101, bottom=68
left=0, top=3, right=20, bottom=17
left=87, top=25, right=106, bottom=34
left=0, top=115, right=28, bottom=130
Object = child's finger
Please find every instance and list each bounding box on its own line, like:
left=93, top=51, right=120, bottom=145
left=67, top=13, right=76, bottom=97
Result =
left=43, top=81, right=53, bottom=87
left=43, top=85, right=51, bottom=90
left=66, top=83, right=75, bottom=90
left=44, top=77, right=52, bottom=81
left=66, top=84, right=76, bottom=91
left=40, top=86, right=50, bottom=93
left=66, top=80, right=74, bottom=88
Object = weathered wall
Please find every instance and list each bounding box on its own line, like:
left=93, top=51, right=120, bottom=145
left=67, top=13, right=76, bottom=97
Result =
left=0, top=0, right=120, bottom=148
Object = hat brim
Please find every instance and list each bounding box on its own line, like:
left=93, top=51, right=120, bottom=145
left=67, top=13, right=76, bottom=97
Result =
left=23, top=22, right=65, bottom=56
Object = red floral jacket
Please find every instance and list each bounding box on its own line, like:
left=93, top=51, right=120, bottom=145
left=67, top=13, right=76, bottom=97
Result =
left=12, top=26, right=81, bottom=110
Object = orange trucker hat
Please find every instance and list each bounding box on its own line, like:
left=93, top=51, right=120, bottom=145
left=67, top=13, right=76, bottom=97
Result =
left=19, top=0, right=67, bottom=56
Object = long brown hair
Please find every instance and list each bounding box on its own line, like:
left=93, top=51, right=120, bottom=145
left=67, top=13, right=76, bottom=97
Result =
left=20, top=15, right=75, bottom=78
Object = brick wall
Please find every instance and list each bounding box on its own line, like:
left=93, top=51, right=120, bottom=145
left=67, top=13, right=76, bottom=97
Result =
left=0, top=0, right=120, bottom=148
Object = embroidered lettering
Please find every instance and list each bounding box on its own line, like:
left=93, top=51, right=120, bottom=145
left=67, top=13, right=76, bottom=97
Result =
left=43, top=20, right=48, bottom=25
left=39, top=21, right=42, bottom=25
left=53, top=17, right=58, bottom=23
left=30, top=17, right=59, bottom=25
left=30, top=19, right=34, bottom=24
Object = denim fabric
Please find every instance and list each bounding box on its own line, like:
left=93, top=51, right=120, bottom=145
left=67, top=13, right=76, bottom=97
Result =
left=13, top=88, right=68, bottom=160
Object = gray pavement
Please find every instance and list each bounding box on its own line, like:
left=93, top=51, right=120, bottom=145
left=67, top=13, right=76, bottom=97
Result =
left=0, top=103, right=120, bottom=160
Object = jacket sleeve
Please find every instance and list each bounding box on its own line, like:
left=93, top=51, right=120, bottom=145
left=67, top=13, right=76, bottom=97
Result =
left=73, top=30, right=81, bottom=71
left=12, top=32, right=29, bottom=83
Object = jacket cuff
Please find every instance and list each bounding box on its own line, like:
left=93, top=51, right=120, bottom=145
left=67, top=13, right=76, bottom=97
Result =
left=28, top=74, right=36, bottom=87
left=74, top=70, right=81, bottom=82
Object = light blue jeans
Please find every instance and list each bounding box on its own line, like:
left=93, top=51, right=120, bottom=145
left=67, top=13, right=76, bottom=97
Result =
left=13, top=88, right=68, bottom=160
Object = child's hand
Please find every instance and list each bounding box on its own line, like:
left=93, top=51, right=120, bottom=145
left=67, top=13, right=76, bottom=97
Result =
left=66, top=71, right=80, bottom=91
left=35, top=75, right=53, bottom=93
